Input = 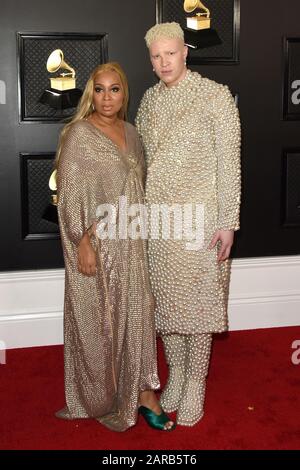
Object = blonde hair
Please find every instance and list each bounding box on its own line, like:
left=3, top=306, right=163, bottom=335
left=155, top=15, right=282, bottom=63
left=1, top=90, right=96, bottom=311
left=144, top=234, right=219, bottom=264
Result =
left=55, top=62, right=129, bottom=168
left=145, top=22, right=184, bottom=48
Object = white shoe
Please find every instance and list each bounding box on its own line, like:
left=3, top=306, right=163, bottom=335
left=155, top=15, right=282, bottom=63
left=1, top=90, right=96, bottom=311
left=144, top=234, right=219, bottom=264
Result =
left=176, top=379, right=206, bottom=426
left=159, top=365, right=185, bottom=413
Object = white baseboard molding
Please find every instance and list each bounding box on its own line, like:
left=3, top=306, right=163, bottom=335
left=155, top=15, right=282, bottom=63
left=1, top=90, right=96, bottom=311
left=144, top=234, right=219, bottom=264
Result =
left=0, top=269, right=64, bottom=349
left=0, top=311, right=63, bottom=350
left=0, top=256, right=300, bottom=349
left=228, top=255, right=300, bottom=330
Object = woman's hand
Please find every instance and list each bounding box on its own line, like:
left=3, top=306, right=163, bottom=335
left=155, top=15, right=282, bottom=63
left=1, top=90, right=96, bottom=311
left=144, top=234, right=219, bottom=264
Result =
left=77, top=232, right=97, bottom=276
left=209, top=229, right=234, bottom=264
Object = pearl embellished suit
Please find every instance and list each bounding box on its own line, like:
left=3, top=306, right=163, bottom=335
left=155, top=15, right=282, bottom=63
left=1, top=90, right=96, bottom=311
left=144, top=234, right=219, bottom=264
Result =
left=136, top=70, right=241, bottom=335
left=136, top=70, right=241, bottom=425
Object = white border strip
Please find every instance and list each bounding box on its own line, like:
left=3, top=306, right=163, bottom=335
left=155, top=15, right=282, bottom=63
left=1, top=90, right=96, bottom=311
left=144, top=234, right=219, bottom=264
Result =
left=0, top=256, right=300, bottom=349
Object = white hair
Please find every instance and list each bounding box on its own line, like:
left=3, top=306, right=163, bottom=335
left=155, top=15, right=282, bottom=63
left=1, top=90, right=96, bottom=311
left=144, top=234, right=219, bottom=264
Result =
left=145, top=22, right=184, bottom=48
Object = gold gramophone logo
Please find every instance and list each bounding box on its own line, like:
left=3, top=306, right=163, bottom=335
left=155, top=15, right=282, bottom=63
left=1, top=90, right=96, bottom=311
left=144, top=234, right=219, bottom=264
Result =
left=49, top=169, right=57, bottom=204
left=47, top=49, right=76, bottom=91
left=42, top=167, right=58, bottom=225
left=184, top=0, right=211, bottom=30
left=39, top=48, right=82, bottom=110
left=182, top=0, right=222, bottom=50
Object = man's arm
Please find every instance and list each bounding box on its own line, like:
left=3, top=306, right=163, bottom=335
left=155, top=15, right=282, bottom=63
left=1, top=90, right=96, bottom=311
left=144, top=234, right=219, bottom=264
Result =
left=209, top=85, right=241, bottom=262
left=214, top=85, right=241, bottom=232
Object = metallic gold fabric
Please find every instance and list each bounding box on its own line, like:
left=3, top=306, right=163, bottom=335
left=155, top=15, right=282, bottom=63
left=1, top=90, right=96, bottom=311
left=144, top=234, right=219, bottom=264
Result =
left=136, top=70, right=241, bottom=335
left=56, top=120, right=160, bottom=432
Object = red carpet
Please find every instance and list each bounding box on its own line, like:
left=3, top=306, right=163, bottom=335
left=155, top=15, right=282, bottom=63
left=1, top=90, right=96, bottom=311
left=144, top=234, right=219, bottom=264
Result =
left=0, top=327, right=300, bottom=450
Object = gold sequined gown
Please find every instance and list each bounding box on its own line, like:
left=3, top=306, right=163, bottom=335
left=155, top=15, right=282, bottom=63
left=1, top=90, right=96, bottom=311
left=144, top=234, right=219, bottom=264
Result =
left=136, top=70, right=241, bottom=335
left=56, top=120, right=160, bottom=432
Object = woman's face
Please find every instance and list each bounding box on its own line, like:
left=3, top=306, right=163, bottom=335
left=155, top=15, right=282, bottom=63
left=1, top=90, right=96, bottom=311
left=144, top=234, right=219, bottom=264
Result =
left=92, top=71, right=124, bottom=118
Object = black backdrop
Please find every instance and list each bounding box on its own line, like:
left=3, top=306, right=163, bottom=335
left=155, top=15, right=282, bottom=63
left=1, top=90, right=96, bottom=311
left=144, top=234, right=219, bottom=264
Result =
left=0, top=0, right=299, bottom=271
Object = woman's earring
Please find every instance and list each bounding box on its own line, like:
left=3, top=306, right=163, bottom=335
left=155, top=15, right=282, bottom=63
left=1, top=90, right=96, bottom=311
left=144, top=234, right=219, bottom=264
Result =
left=92, top=103, right=95, bottom=111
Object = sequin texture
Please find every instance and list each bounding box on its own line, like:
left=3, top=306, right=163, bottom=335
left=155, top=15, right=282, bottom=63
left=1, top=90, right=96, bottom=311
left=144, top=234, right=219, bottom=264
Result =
left=56, top=120, right=160, bottom=432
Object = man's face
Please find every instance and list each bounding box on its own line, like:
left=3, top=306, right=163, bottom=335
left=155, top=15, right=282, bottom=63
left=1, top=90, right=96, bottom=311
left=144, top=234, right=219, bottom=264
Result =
left=149, top=37, right=188, bottom=87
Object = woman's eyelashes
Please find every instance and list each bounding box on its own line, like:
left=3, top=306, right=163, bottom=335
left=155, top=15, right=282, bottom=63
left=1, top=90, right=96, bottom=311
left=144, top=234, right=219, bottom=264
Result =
left=94, top=86, right=121, bottom=93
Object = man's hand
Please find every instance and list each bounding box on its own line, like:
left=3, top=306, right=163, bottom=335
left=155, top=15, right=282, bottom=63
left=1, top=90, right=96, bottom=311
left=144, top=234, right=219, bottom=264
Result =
left=77, top=232, right=97, bottom=276
left=209, top=229, right=234, bottom=263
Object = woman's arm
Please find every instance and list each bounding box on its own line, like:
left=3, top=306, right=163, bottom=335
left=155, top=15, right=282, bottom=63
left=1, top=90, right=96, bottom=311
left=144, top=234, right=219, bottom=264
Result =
left=57, top=124, right=97, bottom=275
left=57, top=125, right=96, bottom=246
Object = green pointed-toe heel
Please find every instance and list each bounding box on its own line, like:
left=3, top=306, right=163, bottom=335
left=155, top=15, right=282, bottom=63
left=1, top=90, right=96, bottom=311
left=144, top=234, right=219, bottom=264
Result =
left=138, top=406, right=176, bottom=431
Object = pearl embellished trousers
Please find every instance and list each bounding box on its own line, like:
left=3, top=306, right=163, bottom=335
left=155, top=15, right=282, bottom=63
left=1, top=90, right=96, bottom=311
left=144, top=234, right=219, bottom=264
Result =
left=161, top=332, right=212, bottom=425
left=162, top=333, right=212, bottom=380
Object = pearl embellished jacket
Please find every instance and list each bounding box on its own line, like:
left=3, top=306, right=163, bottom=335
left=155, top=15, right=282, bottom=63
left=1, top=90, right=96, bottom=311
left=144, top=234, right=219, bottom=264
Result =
left=136, top=70, right=241, bottom=334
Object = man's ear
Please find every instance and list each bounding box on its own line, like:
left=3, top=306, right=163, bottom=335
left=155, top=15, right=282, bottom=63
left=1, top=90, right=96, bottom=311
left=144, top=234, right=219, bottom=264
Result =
left=184, top=45, right=188, bottom=59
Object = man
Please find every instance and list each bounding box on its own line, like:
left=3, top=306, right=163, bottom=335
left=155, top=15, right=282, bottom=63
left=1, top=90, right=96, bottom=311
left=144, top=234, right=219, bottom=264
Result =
left=135, top=22, right=241, bottom=426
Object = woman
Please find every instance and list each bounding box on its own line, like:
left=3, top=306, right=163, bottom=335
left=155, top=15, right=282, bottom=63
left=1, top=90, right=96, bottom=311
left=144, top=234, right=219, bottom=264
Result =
left=55, top=62, right=174, bottom=432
